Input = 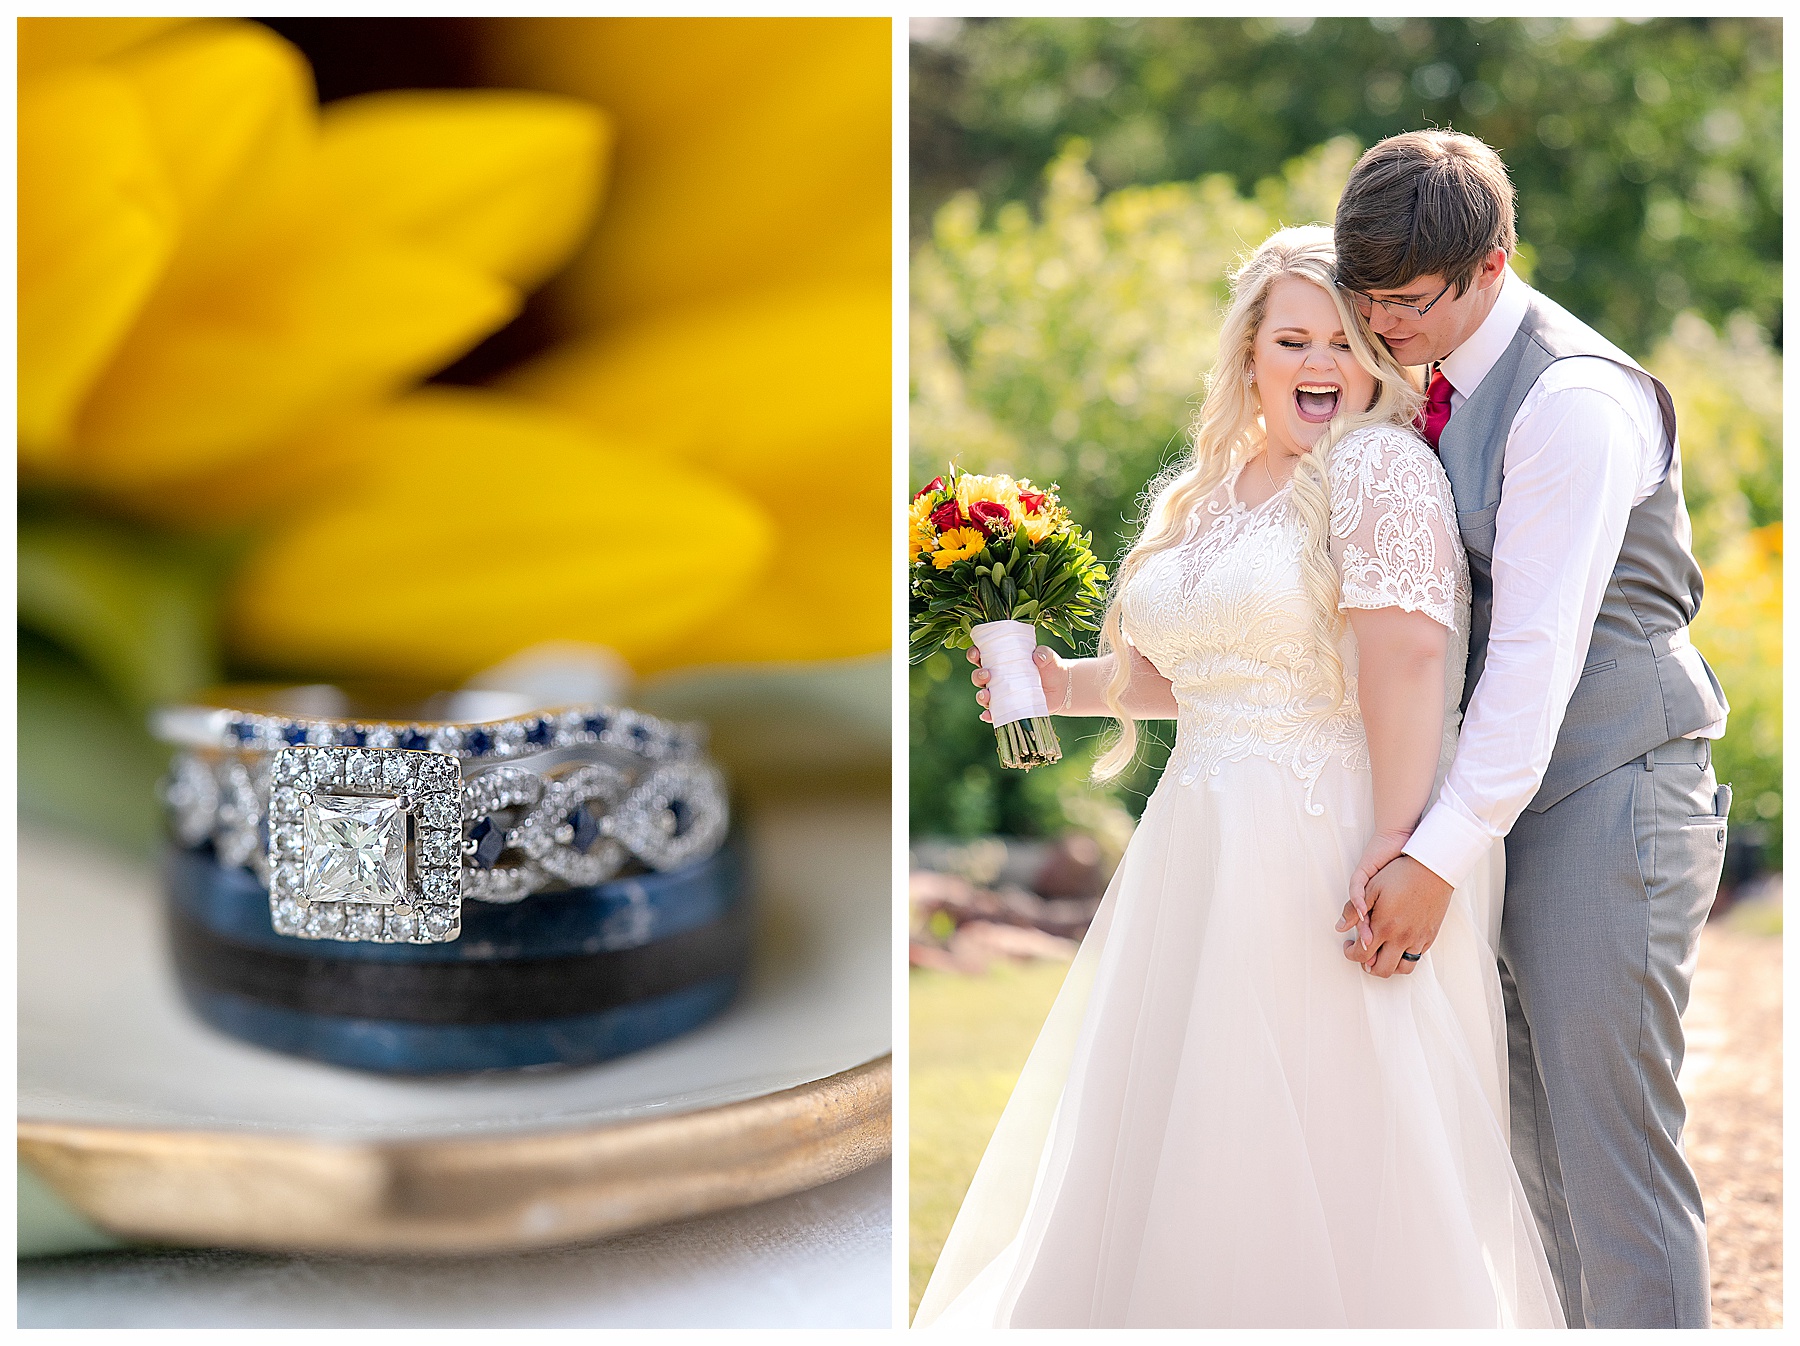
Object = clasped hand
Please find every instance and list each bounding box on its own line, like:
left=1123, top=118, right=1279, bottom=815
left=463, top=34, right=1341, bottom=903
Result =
left=1336, top=829, right=1454, bottom=978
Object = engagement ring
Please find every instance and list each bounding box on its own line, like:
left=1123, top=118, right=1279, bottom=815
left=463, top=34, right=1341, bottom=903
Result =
left=153, top=686, right=730, bottom=946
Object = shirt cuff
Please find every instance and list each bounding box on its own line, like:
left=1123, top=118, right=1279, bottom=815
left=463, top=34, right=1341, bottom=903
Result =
left=1403, top=798, right=1494, bottom=890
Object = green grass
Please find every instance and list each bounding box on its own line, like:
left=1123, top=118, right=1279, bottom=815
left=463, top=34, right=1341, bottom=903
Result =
left=909, top=959, right=1070, bottom=1319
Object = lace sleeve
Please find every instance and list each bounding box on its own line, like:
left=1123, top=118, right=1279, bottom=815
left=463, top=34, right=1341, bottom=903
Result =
left=1329, top=425, right=1463, bottom=630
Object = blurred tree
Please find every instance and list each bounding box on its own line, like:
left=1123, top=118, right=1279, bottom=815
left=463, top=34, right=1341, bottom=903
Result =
left=912, top=16, right=1780, bottom=355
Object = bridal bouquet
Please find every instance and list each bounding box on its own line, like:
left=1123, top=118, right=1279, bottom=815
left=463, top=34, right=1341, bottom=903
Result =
left=908, top=468, right=1108, bottom=769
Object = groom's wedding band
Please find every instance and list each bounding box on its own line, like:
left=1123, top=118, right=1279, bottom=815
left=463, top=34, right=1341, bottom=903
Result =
left=1400, top=951, right=1422, bottom=962
left=152, top=685, right=729, bottom=944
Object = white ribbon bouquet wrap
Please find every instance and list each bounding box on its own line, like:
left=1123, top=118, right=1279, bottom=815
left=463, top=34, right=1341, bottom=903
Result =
left=969, top=619, right=1059, bottom=768
left=908, top=468, right=1108, bottom=770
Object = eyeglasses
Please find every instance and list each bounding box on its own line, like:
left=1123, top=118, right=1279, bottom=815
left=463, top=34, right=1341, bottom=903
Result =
left=1341, top=280, right=1454, bottom=321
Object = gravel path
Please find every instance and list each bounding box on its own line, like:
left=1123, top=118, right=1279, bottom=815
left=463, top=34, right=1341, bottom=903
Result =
left=1683, top=901, right=1782, bottom=1329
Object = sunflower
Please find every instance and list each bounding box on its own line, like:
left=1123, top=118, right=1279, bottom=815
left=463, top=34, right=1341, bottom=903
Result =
left=908, top=493, right=940, bottom=562
left=19, top=17, right=886, bottom=684
left=932, top=527, right=988, bottom=569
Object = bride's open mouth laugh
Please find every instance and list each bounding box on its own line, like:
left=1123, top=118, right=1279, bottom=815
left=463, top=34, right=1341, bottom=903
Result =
left=1295, top=382, right=1342, bottom=423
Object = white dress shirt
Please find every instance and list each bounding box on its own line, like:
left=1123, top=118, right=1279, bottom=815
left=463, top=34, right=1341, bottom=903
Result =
left=1404, top=267, right=1726, bottom=890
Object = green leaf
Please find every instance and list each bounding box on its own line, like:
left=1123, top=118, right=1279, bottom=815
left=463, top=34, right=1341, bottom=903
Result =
left=18, top=516, right=226, bottom=711
left=18, top=635, right=171, bottom=856
left=977, top=575, right=1003, bottom=619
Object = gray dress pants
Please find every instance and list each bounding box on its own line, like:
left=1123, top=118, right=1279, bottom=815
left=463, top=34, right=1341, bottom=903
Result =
left=1499, top=737, right=1727, bottom=1328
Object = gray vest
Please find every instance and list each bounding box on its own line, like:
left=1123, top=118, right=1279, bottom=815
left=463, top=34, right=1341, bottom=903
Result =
left=1436, top=288, right=1728, bottom=812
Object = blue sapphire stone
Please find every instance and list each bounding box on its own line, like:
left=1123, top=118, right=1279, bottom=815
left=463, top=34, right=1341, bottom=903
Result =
left=345, top=727, right=367, bottom=747
left=525, top=719, right=551, bottom=747
left=283, top=725, right=308, bottom=747
left=583, top=714, right=609, bottom=736
left=466, top=728, right=492, bottom=756
left=468, top=816, right=505, bottom=870
left=629, top=724, right=650, bottom=745
left=567, top=804, right=602, bottom=855
left=400, top=729, right=431, bottom=751
left=229, top=721, right=257, bottom=744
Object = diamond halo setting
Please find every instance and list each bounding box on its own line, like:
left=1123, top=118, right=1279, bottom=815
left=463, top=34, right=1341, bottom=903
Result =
left=267, top=745, right=463, bottom=943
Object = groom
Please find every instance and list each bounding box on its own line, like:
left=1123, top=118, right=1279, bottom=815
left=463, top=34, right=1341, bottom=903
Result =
left=1331, top=131, right=1729, bottom=1329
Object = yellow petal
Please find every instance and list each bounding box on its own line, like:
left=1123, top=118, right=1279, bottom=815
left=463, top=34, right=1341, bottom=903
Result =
left=319, top=90, right=613, bottom=290
left=105, top=21, right=316, bottom=287
left=226, top=389, right=775, bottom=682
left=477, top=17, right=890, bottom=322
left=17, top=17, right=190, bottom=78
left=18, top=68, right=177, bottom=462
left=647, top=498, right=891, bottom=670
left=504, top=280, right=890, bottom=508
left=74, top=240, right=518, bottom=486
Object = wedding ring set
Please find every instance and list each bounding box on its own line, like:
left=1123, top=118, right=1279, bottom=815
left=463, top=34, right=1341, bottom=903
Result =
left=154, top=686, right=730, bottom=947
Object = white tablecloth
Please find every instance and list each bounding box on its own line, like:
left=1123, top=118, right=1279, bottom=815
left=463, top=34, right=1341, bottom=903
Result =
left=19, top=1159, right=892, bottom=1327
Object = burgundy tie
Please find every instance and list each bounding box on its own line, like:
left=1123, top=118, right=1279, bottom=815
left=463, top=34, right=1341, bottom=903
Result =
left=1419, top=368, right=1454, bottom=452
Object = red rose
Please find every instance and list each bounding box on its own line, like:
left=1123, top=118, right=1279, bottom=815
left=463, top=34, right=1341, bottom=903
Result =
left=1019, top=489, right=1048, bottom=514
left=968, top=500, right=1014, bottom=536
left=928, top=500, right=964, bottom=532
left=913, top=476, right=946, bottom=500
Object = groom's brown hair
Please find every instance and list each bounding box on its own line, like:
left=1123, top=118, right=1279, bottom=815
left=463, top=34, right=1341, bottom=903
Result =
left=1334, top=130, right=1516, bottom=298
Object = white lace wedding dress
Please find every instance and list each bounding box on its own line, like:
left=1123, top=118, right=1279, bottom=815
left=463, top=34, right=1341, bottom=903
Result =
left=916, top=424, right=1565, bottom=1328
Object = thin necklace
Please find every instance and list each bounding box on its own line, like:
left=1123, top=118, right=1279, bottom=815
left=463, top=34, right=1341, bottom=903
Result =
left=1262, top=452, right=1293, bottom=494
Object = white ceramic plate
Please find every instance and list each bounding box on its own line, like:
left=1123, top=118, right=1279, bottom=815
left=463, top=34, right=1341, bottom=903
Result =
left=19, top=794, right=891, bottom=1252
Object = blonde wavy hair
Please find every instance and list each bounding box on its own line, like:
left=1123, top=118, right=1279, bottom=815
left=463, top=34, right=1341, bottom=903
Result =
left=1092, top=225, right=1424, bottom=780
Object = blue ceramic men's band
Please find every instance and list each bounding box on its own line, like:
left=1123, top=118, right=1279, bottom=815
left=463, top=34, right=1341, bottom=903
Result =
left=163, top=841, right=750, bottom=1075
left=165, top=841, right=744, bottom=961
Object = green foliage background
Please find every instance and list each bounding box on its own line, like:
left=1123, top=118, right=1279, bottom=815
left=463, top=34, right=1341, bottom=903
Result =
left=912, top=16, right=1780, bottom=355
left=909, top=17, right=1781, bottom=862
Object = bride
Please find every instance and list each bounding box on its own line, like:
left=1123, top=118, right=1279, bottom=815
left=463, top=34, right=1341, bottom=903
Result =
left=915, top=227, right=1565, bottom=1328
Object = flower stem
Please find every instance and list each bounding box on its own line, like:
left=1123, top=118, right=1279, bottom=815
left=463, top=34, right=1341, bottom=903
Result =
left=994, top=715, right=1063, bottom=770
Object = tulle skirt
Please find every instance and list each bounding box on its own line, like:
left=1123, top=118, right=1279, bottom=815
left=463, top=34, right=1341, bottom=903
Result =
left=915, top=752, right=1565, bottom=1328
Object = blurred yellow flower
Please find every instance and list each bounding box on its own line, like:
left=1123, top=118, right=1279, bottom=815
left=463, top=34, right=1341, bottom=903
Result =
left=506, top=282, right=888, bottom=669
left=18, top=17, right=888, bottom=686
left=480, top=18, right=891, bottom=670
left=1690, top=521, right=1781, bottom=758
left=19, top=19, right=609, bottom=491
left=1021, top=513, right=1055, bottom=544
left=226, top=388, right=773, bottom=681
left=933, top=527, right=987, bottom=569
left=475, top=17, right=887, bottom=326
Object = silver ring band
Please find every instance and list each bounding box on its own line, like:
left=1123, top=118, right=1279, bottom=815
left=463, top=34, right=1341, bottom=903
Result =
left=154, top=688, right=729, bottom=946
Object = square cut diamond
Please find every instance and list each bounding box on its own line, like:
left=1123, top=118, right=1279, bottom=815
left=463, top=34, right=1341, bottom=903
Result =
left=269, top=745, right=463, bottom=943
left=303, top=793, right=409, bottom=904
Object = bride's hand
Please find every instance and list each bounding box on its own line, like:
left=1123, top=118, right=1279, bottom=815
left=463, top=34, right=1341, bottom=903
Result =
left=968, top=644, right=1070, bottom=722
left=1336, top=827, right=1413, bottom=947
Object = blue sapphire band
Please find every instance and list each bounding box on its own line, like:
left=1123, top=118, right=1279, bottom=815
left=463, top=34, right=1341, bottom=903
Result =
left=151, top=686, right=700, bottom=762
left=153, top=686, right=729, bottom=946
left=164, top=840, right=750, bottom=1074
